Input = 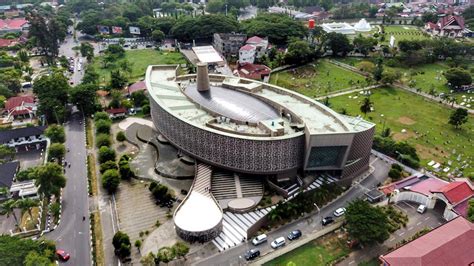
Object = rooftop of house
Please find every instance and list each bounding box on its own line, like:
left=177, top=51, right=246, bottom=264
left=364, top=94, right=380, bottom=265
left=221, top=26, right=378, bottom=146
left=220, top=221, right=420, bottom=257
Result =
left=0, top=161, right=19, bottom=188
left=239, top=44, right=255, bottom=52
left=106, top=107, right=127, bottom=115
left=380, top=216, right=474, bottom=266
left=246, top=36, right=265, bottom=44
left=127, top=80, right=146, bottom=94
left=0, top=18, right=28, bottom=30
left=431, top=181, right=474, bottom=205
left=0, top=125, right=46, bottom=143
left=438, top=15, right=465, bottom=29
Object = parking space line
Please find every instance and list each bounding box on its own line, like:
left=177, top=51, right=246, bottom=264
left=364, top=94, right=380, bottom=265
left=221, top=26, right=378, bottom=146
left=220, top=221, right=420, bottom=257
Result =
left=416, top=222, right=422, bottom=226
left=389, top=237, right=395, bottom=242
left=408, top=226, right=414, bottom=231
left=424, top=217, right=430, bottom=221
left=399, top=232, right=405, bottom=236
left=349, top=260, right=355, bottom=265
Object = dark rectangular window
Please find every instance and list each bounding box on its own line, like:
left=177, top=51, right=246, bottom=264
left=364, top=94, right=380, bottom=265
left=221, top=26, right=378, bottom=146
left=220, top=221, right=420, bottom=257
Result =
left=307, top=146, right=347, bottom=168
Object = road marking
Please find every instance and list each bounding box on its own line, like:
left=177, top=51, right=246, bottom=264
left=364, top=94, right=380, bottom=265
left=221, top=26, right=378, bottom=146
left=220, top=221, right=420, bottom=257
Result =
left=389, top=237, right=395, bottom=242
left=408, top=226, right=414, bottom=231
left=416, top=222, right=422, bottom=226
left=399, top=232, right=405, bottom=236
left=349, top=261, right=355, bottom=265
left=424, top=217, right=430, bottom=221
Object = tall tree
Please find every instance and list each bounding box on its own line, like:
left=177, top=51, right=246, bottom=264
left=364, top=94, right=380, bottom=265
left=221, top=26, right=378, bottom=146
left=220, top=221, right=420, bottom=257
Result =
left=34, top=163, right=66, bottom=199
left=33, top=73, right=69, bottom=123
left=0, top=199, right=18, bottom=225
left=359, top=97, right=373, bottom=117
left=326, top=32, right=353, bottom=57
left=449, top=108, right=469, bottom=129
left=70, top=84, right=99, bottom=115
left=16, top=198, right=39, bottom=220
left=444, top=68, right=472, bottom=89
left=45, top=124, right=65, bottom=143
left=27, top=12, right=67, bottom=65
left=284, top=40, right=315, bottom=65
left=345, top=199, right=390, bottom=246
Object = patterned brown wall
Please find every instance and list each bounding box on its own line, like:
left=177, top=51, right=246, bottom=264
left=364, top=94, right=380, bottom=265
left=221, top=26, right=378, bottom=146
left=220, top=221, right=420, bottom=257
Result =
left=341, top=126, right=375, bottom=182
left=150, top=99, right=305, bottom=174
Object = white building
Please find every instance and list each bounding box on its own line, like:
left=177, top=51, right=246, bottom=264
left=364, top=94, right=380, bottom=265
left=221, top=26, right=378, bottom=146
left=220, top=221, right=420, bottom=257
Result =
left=239, top=44, right=256, bottom=65
left=321, top=22, right=355, bottom=35
left=354, top=19, right=372, bottom=32
left=0, top=126, right=46, bottom=151
left=245, top=36, right=268, bottom=59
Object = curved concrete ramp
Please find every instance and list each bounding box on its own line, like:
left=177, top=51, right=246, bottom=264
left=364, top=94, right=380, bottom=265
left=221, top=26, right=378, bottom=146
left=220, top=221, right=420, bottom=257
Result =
left=174, top=164, right=223, bottom=242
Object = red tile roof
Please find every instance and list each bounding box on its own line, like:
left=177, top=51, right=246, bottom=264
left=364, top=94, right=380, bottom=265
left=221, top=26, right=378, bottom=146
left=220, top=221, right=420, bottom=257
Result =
left=239, top=44, right=255, bottom=51
left=238, top=64, right=271, bottom=80
left=432, top=181, right=474, bottom=205
left=5, top=96, right=35, bottom=115
left=426, top=22, right=439, bottom=30
left=127, top=81, right=146, bottom=94
left=246, top=36, right=263, bottom=44
left=0, top=18, right=28, bottom=30
left=439, top=15, right=465, bottom=30
left=106, top=107, right=127, bottom=115
left=0, top=38, right=18, bottom=47
left=380, top=217, right=474, bottom=266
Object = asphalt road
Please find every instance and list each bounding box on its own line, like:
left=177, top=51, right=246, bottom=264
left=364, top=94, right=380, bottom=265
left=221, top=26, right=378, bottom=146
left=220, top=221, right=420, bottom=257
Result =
left=46, top=112, right=91, bottom=265
left=194, top=158, right=390, bottom=266
left=59, top=28, right=85, bottom=86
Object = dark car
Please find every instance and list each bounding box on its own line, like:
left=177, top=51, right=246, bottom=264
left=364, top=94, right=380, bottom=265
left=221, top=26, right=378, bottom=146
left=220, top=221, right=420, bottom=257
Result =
left=287, top=229, right=302, bottom=241
left=56, top=249, right=70, bottom=261
left=243, top=249, right=260, bottom=261
left=145, top=44, right=153, bottom=48
left=322, top=216, right=334, bottom=226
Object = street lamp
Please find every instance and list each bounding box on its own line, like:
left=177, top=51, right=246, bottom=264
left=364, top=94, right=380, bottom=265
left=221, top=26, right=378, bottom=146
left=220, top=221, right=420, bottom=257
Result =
left=380, top=114, right=387, bottom=135
left=314, top=203, right=322, bottom=223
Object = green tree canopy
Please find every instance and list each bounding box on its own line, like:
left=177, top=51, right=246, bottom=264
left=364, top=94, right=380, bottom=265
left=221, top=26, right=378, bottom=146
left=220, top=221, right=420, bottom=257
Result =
left=45, top=124, right=65, bottom=144
left=284, top=40, right=315, bottom=65
left=48, top=143, right=65, bottom=162
left=98, top=146, right=116, bottom=164
left=326, top=32, right=353, bottom=57
left=172, top=241, right=190, bottom=259
left=157, top=247, right=175, bottom=263
left=241, top=13, right=307, bottom=45
left=102, top=169, right=120, bottom=193
left=34, top=163, right=66, bottom=198
left=0, top=236, right=55, bottom=265
left=444, top=68, right=472, bottom=89
left=100, top=160, right=117, bottom=174
left=449, top=108, right=469, bottom=129
left=33, top=73, right=69, bottom=123
left=171, top=14, right=239, bottom=42
left=345, top=199, right=390, bottom=246
left=112, top=231, right=131, bottom=259
left=70, top=84, right=99, bottom=116
left=96, top=134, right=111, bottom=148
left=95, top=119, right=112, bottom=135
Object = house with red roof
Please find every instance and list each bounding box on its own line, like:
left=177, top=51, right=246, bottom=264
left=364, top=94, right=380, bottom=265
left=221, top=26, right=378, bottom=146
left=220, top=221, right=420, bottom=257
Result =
left=239, top=44, right=256, bottom=65
left=424, top=15, right=465, bottom=38
left=126, top=80, right=146, bottom=95
left=0, top=18, right=29, bottom=34
left=106, top=107, right=127, bottom=119
left=0, top=38, right=19, bottom=47
left=4, top=96, right=37, bottom=120
left=382, top=174, right=474, bottom=221
left=245, top=36, right=269, bottom=59
left=236, top=64, right=271, bottom=80
left=380, top=216, right=474, bottom=266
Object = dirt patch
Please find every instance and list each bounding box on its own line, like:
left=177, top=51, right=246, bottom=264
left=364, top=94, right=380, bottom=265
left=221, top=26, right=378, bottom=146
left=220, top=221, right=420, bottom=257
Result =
left=398, top=116, right=416, bottom=125
left=415, top=144, right=447, bottom=160
left=392, top=131, right=416, bottom=141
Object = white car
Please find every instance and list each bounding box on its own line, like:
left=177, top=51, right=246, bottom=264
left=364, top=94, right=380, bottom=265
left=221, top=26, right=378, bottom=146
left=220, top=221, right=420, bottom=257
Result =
left=333, top=207, right=346, bottom=217
left=270, top=237, right=286, bottom=249
left=251, top=234, right=267, bottom=246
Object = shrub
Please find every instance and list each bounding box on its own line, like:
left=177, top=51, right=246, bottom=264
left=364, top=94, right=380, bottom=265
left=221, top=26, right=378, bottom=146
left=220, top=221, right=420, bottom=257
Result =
left=142, top=104, right=150, bottom=115
left=95, top=119, right=112, bottom=135
left=102, top=169, right=120, bottom=193
left=96, top=134, right=111, bottom=148
left=388, top=168, right=402, bottom=180
left=116, top=131, right=126, bottom=142
left=94, top=111, right=110, bottom=122
left=45, top=124, right=65, bottom=143
left=112, top=231, right=131, bottom=259
left=98, top=146, right=116, bottom=164
left=149, top=181, right=158, bottom=192
left=119, top=161, right=134, bottom=180
left=100, top=160, right=117, bottom=173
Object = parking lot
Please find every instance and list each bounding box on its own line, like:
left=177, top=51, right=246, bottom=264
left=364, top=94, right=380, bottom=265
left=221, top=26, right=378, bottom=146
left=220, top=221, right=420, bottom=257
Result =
left=16, top=149, right=45, bottom=170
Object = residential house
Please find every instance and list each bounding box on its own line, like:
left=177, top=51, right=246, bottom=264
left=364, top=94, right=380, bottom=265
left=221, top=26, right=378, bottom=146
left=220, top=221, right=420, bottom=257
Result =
left=106, top=107, right=127, bottom=119
left=126, top=80, right=146, bottom=95
left=425, top=15, right=465, bottom=38
left=0, top=38, right=19, bottom=48
left=237, top=63, right=271, bottom=80
left=380, top=216, right=474, bottom=266
left=0, top=18, right=29, bottom=34
left=239, top=44, right=256, bottom=65
left=0, top=126, right=47, bottom=151
left=245, top=36, right=269, bottom=59
left=4, top=96, right=37, bottom=120
left=213, top=33, right=247, bottom=57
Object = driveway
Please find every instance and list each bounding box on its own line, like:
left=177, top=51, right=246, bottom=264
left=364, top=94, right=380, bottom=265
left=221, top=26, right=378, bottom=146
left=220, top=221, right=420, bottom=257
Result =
left=191, top=157, right=390, bottom=266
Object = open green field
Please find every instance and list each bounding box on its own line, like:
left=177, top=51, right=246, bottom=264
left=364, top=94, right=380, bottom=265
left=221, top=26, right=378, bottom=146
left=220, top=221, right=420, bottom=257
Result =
left=269, top=60, right=367, bottom=98
left=263, top=234, right=350, bottom=266
left=333, top=58, right=474, bottom=105
left=328, top=87, right=474, bottom=177
left=383, top=25, right=431, bottom=45
left=91, top=49, right=186, bottom=84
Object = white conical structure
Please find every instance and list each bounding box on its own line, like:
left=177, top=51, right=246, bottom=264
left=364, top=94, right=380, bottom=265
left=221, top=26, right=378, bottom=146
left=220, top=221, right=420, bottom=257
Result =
left=354, top=19, right=372, bottom=32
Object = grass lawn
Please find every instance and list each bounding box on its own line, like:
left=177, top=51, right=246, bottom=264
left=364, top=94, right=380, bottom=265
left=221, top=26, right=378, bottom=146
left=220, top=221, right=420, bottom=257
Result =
left=269, top=60, right=367, bottom=98
left=383, top=25, right=431, bottom=45
left=264, top=233, right=350, bottom=266
left=20, top=207, right=40, bottom=231
left=328, top=86, right=474, bottom=177
left=91, top=49, right=186, bottom=85
left=333, top=58, right=474, bottom=106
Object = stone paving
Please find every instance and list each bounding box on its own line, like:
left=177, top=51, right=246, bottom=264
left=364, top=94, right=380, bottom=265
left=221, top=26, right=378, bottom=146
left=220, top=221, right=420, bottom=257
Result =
left=115, top=179, right=171, bottom=264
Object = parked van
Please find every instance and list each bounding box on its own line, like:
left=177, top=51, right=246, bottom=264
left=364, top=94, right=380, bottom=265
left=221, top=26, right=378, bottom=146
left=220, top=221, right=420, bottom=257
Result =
left=252, top=234, right=267, bottom=246
left=417, top=204, right=427, bottom=214
left=270, top=237, right=286, bottom=249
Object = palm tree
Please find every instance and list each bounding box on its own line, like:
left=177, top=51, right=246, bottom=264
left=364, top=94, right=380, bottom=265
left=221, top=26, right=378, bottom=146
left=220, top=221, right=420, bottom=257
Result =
left=0, top=187, right=8, bottom=198
left=1, top=199, right=18, bottom=225
left=360, top=97, right=373, bottom=117
left=16, top=198, right=39, bottom=219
